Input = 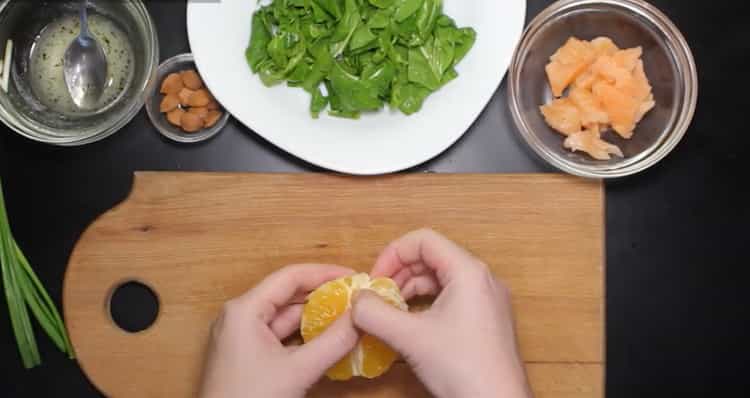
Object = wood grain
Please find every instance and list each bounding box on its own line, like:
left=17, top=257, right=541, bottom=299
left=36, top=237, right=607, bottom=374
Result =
left=63, top=173, right=604, bottom=397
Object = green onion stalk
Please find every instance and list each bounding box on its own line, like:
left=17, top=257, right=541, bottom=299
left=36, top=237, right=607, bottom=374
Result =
left=0, top=176, right=74, bottom=368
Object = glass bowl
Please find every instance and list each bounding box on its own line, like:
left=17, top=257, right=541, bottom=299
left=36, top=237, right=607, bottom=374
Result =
left=507, top=0, right=698, bottom=178
left=0, top=0, right=158, bottom=146
left=144, top=53, right=229, bottom=144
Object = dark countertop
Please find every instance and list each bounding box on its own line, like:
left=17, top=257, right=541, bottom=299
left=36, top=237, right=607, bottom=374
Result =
left=0, top=0, right=747, bottom=396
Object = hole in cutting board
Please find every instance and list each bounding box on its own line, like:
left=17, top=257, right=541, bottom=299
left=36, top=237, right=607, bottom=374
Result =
left=109, top=281, right=160, bottom=333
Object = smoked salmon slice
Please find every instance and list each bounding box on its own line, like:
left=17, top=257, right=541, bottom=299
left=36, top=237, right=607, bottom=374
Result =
left=541, top=37, right=656, bottom=160
left=540, top=98, right=582, bottom=136
left=545, top=37, right=597, bottom=97
left=564, top=125, right=624, bottom=161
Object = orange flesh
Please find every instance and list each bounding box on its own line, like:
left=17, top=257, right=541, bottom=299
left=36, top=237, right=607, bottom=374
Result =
left=301, top=274, right=406, bottom=381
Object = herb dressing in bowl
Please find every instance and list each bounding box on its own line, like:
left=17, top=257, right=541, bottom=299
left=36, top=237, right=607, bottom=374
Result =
left=29, top=13, right=134, bottom=116
left=0, top=0, right=158, bottom=145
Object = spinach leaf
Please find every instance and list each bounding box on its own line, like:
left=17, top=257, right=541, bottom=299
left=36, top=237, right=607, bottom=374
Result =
left=394, top=0, right=424, bottom=22
left=349, top=25, right=377, bottom=51
left=416, top=0, right=441, bottom=36
left=408, top=34, right=454, bottom=90
left=452, top=27, right=477, bottom=66
left=391, top=82, right=431, bottom=114
left=245, top=0, right=475, bottom=118
left=246, top=11, right=272, bottom=72
left=329, top=62, right=383, bottom=112
left=330, top=0, right=361, bottom=57
left=369, top=0, right=396, bottom=9
left=310, top=87, right=329, bottom=118
left=368, top=9, right=392, bottom=29
left=313, top=0, right=343, bottom=19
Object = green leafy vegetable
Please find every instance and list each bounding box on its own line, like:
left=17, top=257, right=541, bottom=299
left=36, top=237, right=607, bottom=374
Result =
left=245, top=0, right=476, bottom=118
left=0, top=178, right=74, bottom=368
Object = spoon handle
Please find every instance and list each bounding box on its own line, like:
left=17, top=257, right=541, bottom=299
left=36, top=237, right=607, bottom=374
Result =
left=79, top=0, right=90, bottom=36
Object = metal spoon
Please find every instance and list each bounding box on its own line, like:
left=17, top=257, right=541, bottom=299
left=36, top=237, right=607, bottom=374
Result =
left=63, top=0, right=107, bottom=110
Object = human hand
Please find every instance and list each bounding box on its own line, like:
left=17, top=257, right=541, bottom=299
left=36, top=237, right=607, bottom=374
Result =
left=199, top=264, right=359, bottom=398
left=352, top=229, right=532, bottom=398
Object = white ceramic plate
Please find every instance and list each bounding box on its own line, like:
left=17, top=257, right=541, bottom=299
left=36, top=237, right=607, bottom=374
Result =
left=187, top=0, right=526, bottom=174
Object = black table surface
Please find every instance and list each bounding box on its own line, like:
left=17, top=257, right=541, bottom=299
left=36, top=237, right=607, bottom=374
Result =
left=1, top=0, right=748, bottom=396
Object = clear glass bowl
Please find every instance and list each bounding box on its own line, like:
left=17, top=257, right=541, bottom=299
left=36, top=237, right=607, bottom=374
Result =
left=0, top=0, right=158, bottom=146
left=508, top=0, right=698, bottom=178
left=144, top=53, right=229, bottom=144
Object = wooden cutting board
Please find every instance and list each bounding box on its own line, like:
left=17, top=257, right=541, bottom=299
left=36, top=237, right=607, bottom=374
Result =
left=63, top=172, right=604, bottom=398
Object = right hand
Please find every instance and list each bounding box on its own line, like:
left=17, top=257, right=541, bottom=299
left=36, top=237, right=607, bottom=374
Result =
left=352, top=229, right=532, bottom=398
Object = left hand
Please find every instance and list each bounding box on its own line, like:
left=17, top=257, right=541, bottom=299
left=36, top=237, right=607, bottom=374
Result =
left=198, top=264, right=359, bottom=398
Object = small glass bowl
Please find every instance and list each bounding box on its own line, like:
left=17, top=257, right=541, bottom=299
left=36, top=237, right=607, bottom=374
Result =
left=144, top=53, right=229, bottom=144
left=0, top=0, right=158, bottom=146
left=508, top=0, right=698, bottom=178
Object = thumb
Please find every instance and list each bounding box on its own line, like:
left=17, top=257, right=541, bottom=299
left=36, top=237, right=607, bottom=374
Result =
left=294, top=311, right=359, bottom=378
left=352, top=290, right=420, bottom=356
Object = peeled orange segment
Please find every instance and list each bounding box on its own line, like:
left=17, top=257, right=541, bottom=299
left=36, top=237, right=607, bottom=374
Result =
left=540, top=98, right=582, bottom=136
left=564, top=125, right=624, bottom=160
left=612, top=47, right=643, bottom=72
left=301, top=276, right=353, bottom=380
left=592, top=81, right=640, bottom=139
left=569, top=86, right=609, bottom=126
left=301, top=274, right=407, bottom=381
left=590, top=37, right=620, bottom=56
left=546, top=37, right=597, bottom=97
left=360, top=333, right=399, bottom=378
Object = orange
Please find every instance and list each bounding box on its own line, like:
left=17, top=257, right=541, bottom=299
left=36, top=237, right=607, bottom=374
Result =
left=301, top=274, right=407, bottom=381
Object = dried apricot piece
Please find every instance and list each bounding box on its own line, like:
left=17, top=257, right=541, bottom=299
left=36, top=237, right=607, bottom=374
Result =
left=160, top=94, right=180, bottom=113
left=160, top=73, right=184, bottom=95
left=181, top=112, right=204, bottom=133
left=178, top=88, right=195, bottom=107
left=206, top=100, right=220, bottom=110
left=181, top=70, right=204, bottom=90
left=166, top=108, right=185, bottom=127
left=203, top=110, right=223, bottom=128
left=188, top=89, right=211, bottom=107
left=188, top=106, right=209, bottom=119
